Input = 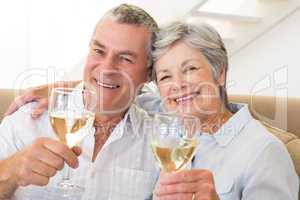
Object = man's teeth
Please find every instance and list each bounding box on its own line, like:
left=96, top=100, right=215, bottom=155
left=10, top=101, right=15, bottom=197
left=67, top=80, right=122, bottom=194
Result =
left=175, top=94, right=195, bottom=103
left=97, top=81, right=119, bottom=89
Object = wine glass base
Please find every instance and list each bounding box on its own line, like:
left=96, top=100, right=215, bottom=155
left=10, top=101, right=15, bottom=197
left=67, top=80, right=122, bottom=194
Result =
left=45, top=182, right=85, bottom=200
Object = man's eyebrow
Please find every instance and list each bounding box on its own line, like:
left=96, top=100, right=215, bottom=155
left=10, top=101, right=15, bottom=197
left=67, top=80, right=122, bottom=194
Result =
left=91, top=40, right=105, bottom=48
left=119, top=50, right=138, bottom=58
left=91, top=40, right=137, bottom=58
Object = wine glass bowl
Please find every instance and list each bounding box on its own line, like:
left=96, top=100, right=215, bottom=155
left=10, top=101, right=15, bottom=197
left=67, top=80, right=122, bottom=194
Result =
left=48, top=87, right=96, bottom=196
left=148, top=113, right=200, bottom=172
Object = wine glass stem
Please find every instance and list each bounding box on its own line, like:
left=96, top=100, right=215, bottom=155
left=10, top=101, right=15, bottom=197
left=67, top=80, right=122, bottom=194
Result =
left=62, top=165, right=71, bottom=182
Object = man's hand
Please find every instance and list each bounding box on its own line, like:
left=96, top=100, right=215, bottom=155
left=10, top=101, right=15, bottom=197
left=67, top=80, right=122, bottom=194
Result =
left=1, top=137, right=81, bottom=188
left=154, top=169, right=220, bottom=200
left=4, top=81, right=81, bottom=119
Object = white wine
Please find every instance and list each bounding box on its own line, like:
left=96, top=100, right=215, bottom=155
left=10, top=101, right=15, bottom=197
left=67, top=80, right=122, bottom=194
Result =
left=151, top=138, right=197, bottom=172
left=49, top=111, right=95, bottom=147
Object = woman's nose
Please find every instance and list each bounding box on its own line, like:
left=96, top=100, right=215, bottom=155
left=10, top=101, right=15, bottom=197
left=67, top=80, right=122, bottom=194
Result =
left=170, top=75, right=188, bottom=93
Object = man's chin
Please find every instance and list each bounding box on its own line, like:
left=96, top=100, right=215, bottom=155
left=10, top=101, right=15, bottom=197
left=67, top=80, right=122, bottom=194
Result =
left=95, top=100, right=132, bottom=115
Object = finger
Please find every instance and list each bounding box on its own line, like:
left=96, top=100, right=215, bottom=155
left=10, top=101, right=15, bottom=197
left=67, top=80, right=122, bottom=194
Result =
left=43, top=140, right=79, bottom=169
left=3, top=102, right=19, bottom=117
left=3, top=97, right=26, bottom=117
left=33, top=146, right=65, bottom=171
left=155, top=182, right=199, bottom=195
left=31, top=99, right=48, bottom=119
left=72, top=146, right=82, bottom=156
left=195, top=183, right=218, bottom=200
left=25, top=172, right=50, bottom=186
left=4, top=92, right=38, bottom=117
left=154, top=193, right=193, bottom=200
left=160, top=169, right=213, bottom=185
left=18, top=169, right=49, bottom=187
left=28, top=159, right=57, bottom=178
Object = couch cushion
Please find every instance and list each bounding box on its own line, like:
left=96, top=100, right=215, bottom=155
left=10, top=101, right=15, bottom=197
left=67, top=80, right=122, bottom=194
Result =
left=229, top=95, right=300, bottom=138
left=261, top=122, right=300, bottom=176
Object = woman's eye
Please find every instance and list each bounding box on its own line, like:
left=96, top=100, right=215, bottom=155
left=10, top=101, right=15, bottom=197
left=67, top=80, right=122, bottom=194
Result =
left=159, top=75, right=170, bottom=81
left=186, top=65, right=198, bottom=71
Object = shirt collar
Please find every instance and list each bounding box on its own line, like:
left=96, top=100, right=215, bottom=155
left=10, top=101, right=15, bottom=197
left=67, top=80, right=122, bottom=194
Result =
left=123, top=103, right=148, bottom=138
left=77, top=81, right=143, bottom=139
left=205, top=103, right=252, bottom=147
left=80, top=101, right=145, bottom=161
left=77, top=82, right=146, bottom=159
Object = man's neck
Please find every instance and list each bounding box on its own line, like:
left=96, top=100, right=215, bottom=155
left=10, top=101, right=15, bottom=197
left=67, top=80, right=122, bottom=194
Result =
left=92, top=111, right=126, bottom=162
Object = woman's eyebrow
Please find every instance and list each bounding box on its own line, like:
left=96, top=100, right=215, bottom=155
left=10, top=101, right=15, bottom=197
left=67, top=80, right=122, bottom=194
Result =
left=157, top=69, right=169, bottom=74
left=181, top=59, right=196, bottom=67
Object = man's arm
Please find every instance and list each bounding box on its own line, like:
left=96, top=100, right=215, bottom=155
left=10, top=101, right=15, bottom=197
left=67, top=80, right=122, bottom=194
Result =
left=4, top=80, right=81, bottom=118
left=0, top=138, right=81, bottom=199
left=0, top=115, right=81, bottom=199
left=0, top=156, right=18, bottom=199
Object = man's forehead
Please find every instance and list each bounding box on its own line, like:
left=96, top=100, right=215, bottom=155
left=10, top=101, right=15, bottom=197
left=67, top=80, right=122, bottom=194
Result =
left=93, top=19, right=151, bottom=51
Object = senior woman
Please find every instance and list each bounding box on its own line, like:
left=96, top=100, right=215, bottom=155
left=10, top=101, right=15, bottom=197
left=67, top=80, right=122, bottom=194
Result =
left=150, top=21, right=299, bottom=200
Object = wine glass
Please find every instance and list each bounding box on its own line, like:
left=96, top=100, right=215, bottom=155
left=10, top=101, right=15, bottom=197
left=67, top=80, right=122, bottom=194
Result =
left=49, top=87, right=96, bottom=196
left=147, top=113, right=200, bottom=172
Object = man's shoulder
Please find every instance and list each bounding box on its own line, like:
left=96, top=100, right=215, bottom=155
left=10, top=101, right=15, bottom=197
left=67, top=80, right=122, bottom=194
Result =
left=1, top=102, right=49, bottom=135
left=4, top=102, right=42, bottom=121
left=0, top=102, right=50, bottom=155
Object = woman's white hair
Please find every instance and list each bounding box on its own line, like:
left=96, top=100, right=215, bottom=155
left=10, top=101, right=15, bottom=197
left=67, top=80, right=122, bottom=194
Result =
left=152, top=20, right=229, bottom=106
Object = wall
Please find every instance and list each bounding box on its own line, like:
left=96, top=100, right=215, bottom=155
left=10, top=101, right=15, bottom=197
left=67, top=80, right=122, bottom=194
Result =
left=227, top=8, right=300, bottom=97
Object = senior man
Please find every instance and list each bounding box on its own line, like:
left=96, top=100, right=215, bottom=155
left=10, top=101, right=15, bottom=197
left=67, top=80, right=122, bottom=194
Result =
left=0, top=4, right=159, bottom=200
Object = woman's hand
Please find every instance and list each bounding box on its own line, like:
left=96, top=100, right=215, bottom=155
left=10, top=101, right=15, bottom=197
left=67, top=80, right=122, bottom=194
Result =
left=154, top=169, right=220, bottom=200
left=4, top=80, right=81, bottom=119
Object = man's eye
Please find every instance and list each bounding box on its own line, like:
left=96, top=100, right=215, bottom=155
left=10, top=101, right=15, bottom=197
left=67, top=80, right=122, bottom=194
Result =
left=120, top=56, right=133, bottom=64
left=94, top=49, right=104, bottom=55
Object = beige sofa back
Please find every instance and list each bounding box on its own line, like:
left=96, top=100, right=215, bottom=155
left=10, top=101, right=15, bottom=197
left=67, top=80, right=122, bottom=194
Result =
left=0, top=89, right=15, bottom=121
left=229, top=95, right=300, bottom=138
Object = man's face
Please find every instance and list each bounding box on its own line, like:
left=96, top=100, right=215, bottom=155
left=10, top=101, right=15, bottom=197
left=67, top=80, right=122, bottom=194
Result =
left=84, top=19, right=150, bottom=114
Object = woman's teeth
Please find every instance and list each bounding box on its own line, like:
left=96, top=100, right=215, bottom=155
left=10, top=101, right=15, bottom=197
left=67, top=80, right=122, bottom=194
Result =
left=97, top=81, right=119, bottom=89
left=175, top=94, right=195, bottom=103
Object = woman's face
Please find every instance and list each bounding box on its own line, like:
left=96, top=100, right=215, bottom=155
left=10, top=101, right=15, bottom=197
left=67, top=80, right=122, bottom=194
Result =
left=154, top=41, right=225, bottom=119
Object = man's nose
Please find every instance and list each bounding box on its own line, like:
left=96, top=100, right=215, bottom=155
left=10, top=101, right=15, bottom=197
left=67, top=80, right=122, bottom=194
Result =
left=97, top=53, right=117, bottom=70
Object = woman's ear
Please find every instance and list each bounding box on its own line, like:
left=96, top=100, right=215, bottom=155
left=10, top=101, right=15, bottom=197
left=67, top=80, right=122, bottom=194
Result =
left=217, top=66, right=226, bottom=87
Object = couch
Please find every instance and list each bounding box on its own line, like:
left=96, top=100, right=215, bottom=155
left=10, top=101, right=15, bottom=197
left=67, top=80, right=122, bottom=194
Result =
left=1, top=89, right=300, bottom=197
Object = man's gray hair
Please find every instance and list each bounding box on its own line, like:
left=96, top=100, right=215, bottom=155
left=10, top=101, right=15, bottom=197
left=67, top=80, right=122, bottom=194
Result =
left=152, top=20, right=229, bottom=106
left=100, top=4, right=158, bottom=69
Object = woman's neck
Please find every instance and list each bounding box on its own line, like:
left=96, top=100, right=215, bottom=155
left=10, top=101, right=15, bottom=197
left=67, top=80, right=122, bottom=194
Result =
left=200, top=106, right=233, bottom=134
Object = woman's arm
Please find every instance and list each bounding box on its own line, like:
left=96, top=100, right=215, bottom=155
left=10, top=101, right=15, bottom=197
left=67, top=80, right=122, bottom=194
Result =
left=3, top=80, right=81, bottom=118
